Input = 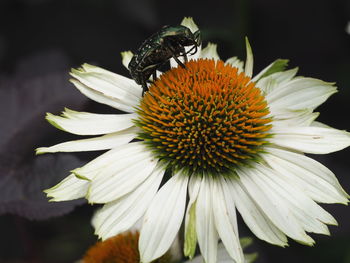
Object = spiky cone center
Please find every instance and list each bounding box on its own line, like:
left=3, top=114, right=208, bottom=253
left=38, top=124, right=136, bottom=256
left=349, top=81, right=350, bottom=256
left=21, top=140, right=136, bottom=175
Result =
left=82, top=231, right=172, bottom=263
left=136, top=59, right=272, bottom=176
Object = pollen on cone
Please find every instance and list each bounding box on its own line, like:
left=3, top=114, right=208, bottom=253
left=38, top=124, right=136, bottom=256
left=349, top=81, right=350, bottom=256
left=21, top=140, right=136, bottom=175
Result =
left=136, top=59, right=272, bottom=176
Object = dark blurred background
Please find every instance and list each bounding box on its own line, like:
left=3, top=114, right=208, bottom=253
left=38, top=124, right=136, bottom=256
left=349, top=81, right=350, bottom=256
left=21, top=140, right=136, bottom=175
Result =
left=0, top=0, right=349, bottom=262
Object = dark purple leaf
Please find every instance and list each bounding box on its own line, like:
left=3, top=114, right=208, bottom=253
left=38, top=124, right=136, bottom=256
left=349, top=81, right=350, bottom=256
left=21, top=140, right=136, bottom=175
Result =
left=0, top=50, right=89, bottom=220
left=0, top=154, right=85, bottom=220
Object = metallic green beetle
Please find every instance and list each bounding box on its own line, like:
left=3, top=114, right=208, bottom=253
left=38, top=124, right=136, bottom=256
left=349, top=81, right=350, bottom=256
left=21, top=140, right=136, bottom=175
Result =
left=128, top=25, right=201, bottom=95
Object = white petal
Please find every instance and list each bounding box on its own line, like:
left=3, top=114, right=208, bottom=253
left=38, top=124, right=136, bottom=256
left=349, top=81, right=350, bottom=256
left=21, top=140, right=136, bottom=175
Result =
left=311, top=121, right=332, bottom=128
left=70, top=79, right=135, bottom=113
left=346, top=21, right=350, bottom=34
left=225, top=57, right=244, bottom=73
left=200, top=43, right=220, bottom=60
left=184, top=243, right=235, bottom=263
left=87, top=151, right=158, bottom=203
left=237, top=166, right=314, bottom=245
left=80, top=63, right=142, bottom=97
left=36, top=126, right=138, bottom=154
left=44, top=174, right=89, bottom=201
left=184, top=176, right=201, bottom=258
left=262, top=147, right=349, bottom=204
left=46, top=109, right=136, bottom=135
left=212, top=178, right=244, bottom=263
left=139, top=172, right=189, bottom=263
left=121, top=50, right=133, bottom=69
left=196, top=176, right=219, bottom=263
left=181, top=17, right=199, bottom=33
left=253, top=164, right=336, bottom=233
left=270, top=126, right=350, bottom=154
left=70, top=64, right=141, bottom=106
left=244, top=37, right=253, bottom=77
left=270, top=110, right=319, bottom=127
left=256, top=68, right=298, bottom=96
left=72, top=141, right=147, bottom=181
left=92, top=165, right=165, bottom=240
left=228, top=178, right=288, bottom=246
left=267, top=78, right=337, bottom=111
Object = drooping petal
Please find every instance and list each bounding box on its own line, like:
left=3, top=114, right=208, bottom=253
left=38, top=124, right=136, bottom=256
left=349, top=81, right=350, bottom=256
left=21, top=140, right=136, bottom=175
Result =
left=139, top=172, right=189, bottom=263
left=184, top=243, right=239, bottom=263
left=237, top=166, right=315, bottom=245
left=44, top=174, right=89, bottom=201
left=267, top=78, right=337, bottom=111
left=36, top=126, right=139, bottom=154
left=87, top=151, right=158, bottom=203
left=253, top=164, right=336, bottom=234
left=46, top=109, right=136, bottom=135
left=200, top=43, right=220, bottom=60
left=196, top=176, right=219, bottom=263
left=92, top=165, right=165, bottom=240
left=262, top=147, right=349, bottom=204
left=270, top=126, right=350, bottom=154
left=184, top=176, right=201, bottom=259
left=70, top=79, right=136, bottom=113
left=228, top=178, right=288, bottom=246
left=212, top=178, right=244, bottom=263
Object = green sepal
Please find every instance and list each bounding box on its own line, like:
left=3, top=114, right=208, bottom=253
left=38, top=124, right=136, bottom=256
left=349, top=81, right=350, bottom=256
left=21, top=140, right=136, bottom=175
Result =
left=245, top=252, right=259, bottom=263
left=184, top=201, right=197, bottom=259
left=258, top=59, right=289, bottom=80
left=240, top=236, right=254, bottom=249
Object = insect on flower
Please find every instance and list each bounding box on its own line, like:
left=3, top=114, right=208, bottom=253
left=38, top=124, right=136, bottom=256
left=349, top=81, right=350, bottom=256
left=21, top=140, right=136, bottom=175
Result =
left=128, top=25, right=201, bottom=95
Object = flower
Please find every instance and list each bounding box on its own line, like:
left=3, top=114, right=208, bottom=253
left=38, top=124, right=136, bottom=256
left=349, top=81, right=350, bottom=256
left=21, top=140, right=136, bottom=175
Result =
left=81, top=231, right=174, bottom=263
left=38, top=17, right=350, bottom=263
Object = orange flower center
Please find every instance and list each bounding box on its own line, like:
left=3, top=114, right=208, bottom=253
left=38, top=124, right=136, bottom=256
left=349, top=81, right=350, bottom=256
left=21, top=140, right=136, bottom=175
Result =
left=136, top=59, right=272, bottom=176
left=83, top=231, right=172, bottom=263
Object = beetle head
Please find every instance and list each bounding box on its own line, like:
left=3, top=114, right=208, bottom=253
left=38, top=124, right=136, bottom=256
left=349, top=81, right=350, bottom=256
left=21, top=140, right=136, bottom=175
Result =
left=193, top=30, right=201, bottom=47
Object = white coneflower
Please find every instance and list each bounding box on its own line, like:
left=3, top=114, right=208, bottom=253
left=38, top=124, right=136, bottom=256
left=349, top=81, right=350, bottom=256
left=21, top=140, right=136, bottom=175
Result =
left=38, top=17, right=350, bottom=263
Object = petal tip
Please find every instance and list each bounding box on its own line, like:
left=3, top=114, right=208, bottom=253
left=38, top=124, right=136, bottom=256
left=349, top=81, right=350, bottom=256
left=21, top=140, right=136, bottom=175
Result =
left=35, top=147, right=48, bottom=155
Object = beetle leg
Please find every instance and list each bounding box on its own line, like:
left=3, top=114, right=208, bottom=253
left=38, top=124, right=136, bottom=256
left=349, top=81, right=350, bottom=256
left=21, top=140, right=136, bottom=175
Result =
left=182, top=51, right=188, bottom=64
left=141, top=78, right=148, bottom=96
left=187, top=44, right=198, bottom=55
left=164, top=41, right=187, bottom=68
left=152, top=71, right=157, bottom=82
left=173, top=55, right=186, bottom=68
left=176, top=45, right=188, bottom=64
